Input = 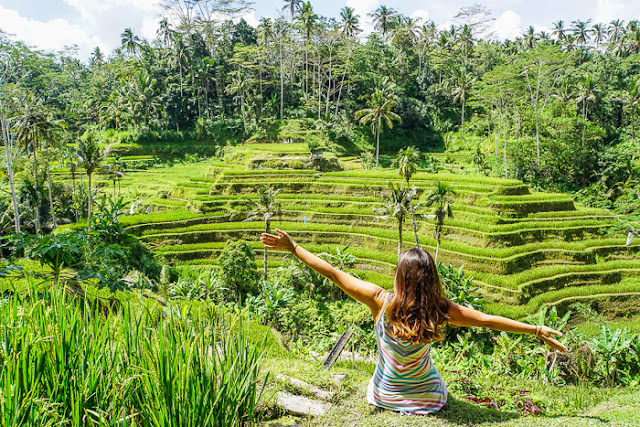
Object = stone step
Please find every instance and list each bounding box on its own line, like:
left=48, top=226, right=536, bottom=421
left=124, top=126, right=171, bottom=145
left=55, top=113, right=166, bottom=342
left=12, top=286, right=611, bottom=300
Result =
left=277, top=392, right=331, bottom=417
left=276, top=374, right=335, bottom=402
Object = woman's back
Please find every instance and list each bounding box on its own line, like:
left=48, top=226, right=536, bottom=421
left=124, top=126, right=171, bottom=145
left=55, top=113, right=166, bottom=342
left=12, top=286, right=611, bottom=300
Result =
left=366, top=293, right=448, bottom=415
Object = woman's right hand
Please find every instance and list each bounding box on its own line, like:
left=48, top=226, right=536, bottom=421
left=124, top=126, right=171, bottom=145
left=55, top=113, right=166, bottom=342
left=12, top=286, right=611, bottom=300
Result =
left=260, top=228, right=297, bottom=253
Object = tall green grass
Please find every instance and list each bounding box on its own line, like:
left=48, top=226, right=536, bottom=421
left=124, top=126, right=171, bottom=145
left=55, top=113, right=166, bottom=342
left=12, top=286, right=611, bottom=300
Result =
left=0, top=286, right=267, bottom=426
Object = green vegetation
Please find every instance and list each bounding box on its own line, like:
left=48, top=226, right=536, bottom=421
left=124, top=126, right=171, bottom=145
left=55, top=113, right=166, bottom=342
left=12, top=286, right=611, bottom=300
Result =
left=2, top=1, right=640, bottom=424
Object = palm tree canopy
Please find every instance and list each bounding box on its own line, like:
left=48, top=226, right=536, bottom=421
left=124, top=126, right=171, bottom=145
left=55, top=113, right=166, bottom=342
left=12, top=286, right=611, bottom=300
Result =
left=424, top=181, right=456, bottom=220
left=76, top=134, right=109, bottom=176
left=340, top=7, right=360, bottom=37
left=245, top=185, right=282, bottom=224
left=375, top=182, right=413, bottom=221
left=393, top=146, right=420, bottom=183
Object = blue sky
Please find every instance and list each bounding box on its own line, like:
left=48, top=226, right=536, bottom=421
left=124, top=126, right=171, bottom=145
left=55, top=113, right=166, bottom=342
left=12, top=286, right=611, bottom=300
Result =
left=1, top=0, right=639, bottom=60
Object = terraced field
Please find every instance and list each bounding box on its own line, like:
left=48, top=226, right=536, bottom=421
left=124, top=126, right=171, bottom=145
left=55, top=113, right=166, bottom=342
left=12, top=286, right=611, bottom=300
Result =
left=101, top=143, right=640, bottom=319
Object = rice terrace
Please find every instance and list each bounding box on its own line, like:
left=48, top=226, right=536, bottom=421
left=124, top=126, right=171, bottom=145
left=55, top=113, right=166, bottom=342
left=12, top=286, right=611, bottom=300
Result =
left=1, top=0, right=640, bottom=425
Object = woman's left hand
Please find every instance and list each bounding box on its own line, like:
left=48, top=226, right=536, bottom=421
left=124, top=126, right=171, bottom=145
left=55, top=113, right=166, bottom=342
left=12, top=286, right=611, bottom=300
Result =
left=260, top=228, right=297, bottom=253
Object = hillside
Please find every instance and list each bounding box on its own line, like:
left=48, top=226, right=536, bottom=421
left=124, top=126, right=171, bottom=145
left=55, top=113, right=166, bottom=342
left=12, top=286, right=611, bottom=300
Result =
left=90, top=142, right=640, bottom=321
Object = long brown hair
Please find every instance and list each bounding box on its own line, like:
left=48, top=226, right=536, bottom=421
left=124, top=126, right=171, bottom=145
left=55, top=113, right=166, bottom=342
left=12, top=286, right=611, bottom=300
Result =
left=385, top=247, right=449, bottom=344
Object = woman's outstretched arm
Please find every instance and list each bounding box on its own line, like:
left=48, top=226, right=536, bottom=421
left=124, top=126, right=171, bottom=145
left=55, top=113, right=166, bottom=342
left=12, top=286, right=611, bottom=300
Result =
left=446, top=300, right=568, bottom=352
left=261, top=229, right=387, bottom=317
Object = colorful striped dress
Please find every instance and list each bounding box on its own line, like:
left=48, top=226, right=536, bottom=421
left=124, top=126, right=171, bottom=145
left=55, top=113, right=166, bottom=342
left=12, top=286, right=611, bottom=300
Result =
left=366, top=293, right=448, bottom=415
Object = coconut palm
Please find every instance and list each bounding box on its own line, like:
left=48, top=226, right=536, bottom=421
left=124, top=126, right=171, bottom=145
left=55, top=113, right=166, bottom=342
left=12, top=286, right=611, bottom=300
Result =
left=340, top=7, right=360, bottom=37
left=451, top=68, right=476, bottom=140
left=572, top=20, right=592, bottom=45
left=355, top=83, right=401, bottom=170
left=626, top=76, right=640, bottom=145
left=393, top=146, right=421, bottom=245
left=575, top=73, right=600, bottom=145
left=369, top=5, right=397, bottom=39
left=121, top=27, right=141, bottom=56
left=14, top=93, right=57, bottom=233
left=591, top=23, right=607, bottom=47
left=424, top=181, right=456, bottom=262
left=158, top=18, right=174, bottom=47
left=375, top=182, right=413, bottom=262
left=76, top=134, right=109, bottom=231
left=282, top=0, right=302, bottom=19
left=552, top=20, right=567, bottom=42
left=90, top=47, right=104, bottom=67
left=245, top=185, right=282, bottom=281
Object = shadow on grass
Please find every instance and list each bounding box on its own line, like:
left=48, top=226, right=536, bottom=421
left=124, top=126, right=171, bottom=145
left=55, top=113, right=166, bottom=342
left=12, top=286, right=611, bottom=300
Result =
left=435, top=396, right=520, bottom=425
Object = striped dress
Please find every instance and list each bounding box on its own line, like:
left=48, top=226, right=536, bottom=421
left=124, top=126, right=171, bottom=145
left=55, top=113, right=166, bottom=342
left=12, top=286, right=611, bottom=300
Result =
left=366, top=293, right=448, bottom=415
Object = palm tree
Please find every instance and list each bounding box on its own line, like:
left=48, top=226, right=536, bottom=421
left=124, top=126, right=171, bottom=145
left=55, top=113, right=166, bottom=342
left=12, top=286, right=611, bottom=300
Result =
left=572, top=20, right=592, bottom=46
left=355, top=82, right=402, bottom=170
left=393, top=146, right=421, bottom=246
left=0, top=75, right=20, bottom=234
left=340, top=7, right=360, bottom=37
left=14, top=93, right=56, bottom=233
left=245, top=185, right=281, bottom=282
left=591, top=23, right=607, bottom=47
left=575, top=73, right=600, bottom=146
left=451, top=68, right=476, bottom=140
left=121, top=27, right=141, bottom=56
left=608, top=19, right=626, bottom=45
left=473, top=146, right=486, bottom=173
left=282, top=0, right=302, bottom=20
left=424, top=182, right=455, bottom=262
left=76, top=134, right=109, bottom=231
left=90, top=47, right=104, bottom=67
left=157, top=18, right=174, bottom=47
left=375, top=183, right=413, bottom=262
left=552, top=20, right=567, bottom=42
left=523, top=26, right=537, bottom=50
left=369, top=5, right=397, bottom=39
left=296, top=2, right=317, bottom=106
left=627, top=76, right=640, bottom=145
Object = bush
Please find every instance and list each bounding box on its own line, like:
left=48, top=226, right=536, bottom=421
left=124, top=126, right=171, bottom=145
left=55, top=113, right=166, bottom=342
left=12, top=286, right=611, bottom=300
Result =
left=217, top=240, right=261, bottom=303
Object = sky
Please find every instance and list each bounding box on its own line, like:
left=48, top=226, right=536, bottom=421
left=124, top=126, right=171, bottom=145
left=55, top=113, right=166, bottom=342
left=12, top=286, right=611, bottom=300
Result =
left=0, top=0, right=639, bottom=60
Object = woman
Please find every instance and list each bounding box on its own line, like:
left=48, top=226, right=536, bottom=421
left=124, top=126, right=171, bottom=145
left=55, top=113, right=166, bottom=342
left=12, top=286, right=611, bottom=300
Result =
left=261, top=229, right=568, bottom=415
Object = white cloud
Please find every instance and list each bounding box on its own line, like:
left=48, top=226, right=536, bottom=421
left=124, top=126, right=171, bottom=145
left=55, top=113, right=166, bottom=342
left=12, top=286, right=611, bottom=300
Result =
left=346, top=0, right=380, bottom=38
left=594, top=0, right=625, bottom=23
left=0, top=5, right=99, bottom=54
left=493, top=10, right=522, bottom=40
left=410, top=9, right=430, bottom=24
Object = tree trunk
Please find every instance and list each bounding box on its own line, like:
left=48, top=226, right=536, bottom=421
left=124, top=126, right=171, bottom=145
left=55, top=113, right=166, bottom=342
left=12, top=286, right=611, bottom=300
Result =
left=0, top=110, right=20, bottom=233
left=45, top=144, right=56, bottom=228
left=32, top=141, right=41, bottom=233
left=280, top=42, right=284, bottom=120
left=397, top=218, right=403, bottom=263
left=375, top=126, right=380, bottom=170
left=71, top=168, right=78, bottom=222
left=263, top=220, right=270, bottom=282
left=435, top=239, right=440, bottom=263
left=461, top=98, right=465, bottom=139
left=504, top=122, right=509, bottom=179
left=87, top=172, right=92, bottom=231
left=408, top=182, right=419, bottom=246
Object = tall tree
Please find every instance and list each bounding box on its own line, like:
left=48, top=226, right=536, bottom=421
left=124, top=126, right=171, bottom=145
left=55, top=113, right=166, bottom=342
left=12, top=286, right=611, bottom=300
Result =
left=451, top=67, right=476, bottom=140
left=76, top=135, right=108, bottom=231
left=576, top=73, right=600, bottom=146
left=375, top=182, right=413, bottom=262
left=424, top=182, right=455, bottom=263
left=518, top=45, right=569, bottom=166
left=120, top=27, right=141, bottom=56
left=393, top=146, right=421, bottom=246
left=340, top=7, right=360, bottom=37
left=370, top=5, right=397, bottom=39
left=245, top=185, right=281, bottom=282
left=355, top=79, right=402, bottom=170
